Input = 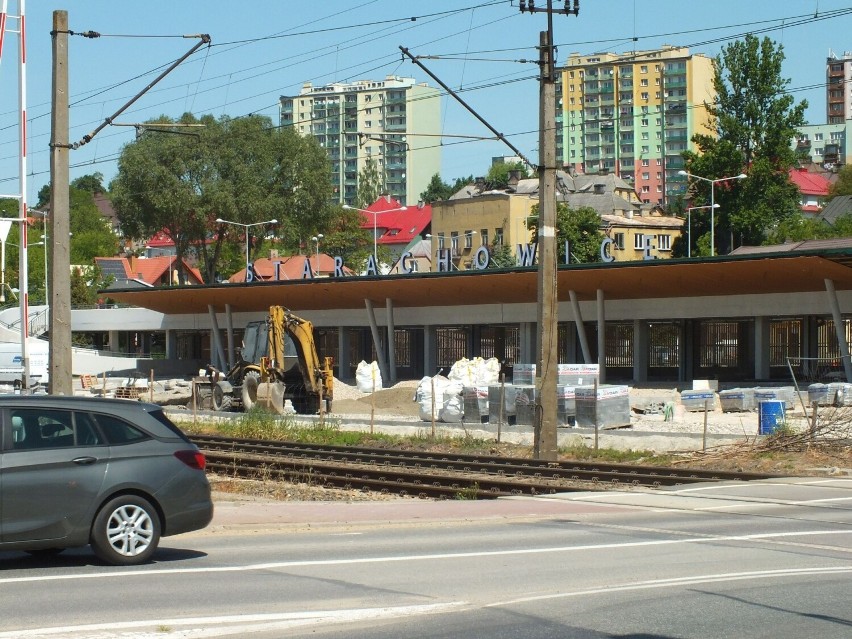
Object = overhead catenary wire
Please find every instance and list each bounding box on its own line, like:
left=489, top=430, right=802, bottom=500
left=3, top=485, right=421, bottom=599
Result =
left=0, top=4, right=849, bottom=191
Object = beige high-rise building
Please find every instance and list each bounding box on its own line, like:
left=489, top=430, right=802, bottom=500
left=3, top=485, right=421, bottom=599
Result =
left=827, top=51, right=852, bottom=123
left=280, top=76, right=441, bottom=206
left=558, top=46, right=715, bottom=207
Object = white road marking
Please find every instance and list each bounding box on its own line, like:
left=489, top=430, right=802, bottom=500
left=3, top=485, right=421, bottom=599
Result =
left=699, top=496, right=852, bottom=510
left=0, top=602, right=466, bottom=639
left=1, top=530, right=849, bottom=586
left=487, top=566, right=852, bottom=608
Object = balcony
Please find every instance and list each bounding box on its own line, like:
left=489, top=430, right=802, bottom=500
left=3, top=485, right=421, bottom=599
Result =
left=796, top=139, right=811, bottom=149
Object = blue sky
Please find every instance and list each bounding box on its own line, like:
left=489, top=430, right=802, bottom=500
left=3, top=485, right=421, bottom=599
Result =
left=1, top=0, right=850, bottom=204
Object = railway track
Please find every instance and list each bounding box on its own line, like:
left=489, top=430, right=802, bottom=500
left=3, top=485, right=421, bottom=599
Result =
left=192, top=434, right=779, bottom=500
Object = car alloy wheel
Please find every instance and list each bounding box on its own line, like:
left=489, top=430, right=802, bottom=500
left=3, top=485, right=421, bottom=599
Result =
left=91, top=495, right=161, bottom=565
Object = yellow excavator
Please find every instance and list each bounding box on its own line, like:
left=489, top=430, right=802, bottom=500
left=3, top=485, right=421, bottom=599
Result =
left=206, top=307, right=333, bottom=415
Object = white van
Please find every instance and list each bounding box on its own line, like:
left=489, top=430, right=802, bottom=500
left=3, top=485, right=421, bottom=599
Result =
left=0, top=341, right=49, bottom=386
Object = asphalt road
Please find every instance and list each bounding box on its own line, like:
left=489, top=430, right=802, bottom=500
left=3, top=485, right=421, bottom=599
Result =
left=1, top=477, right=850, bottom=638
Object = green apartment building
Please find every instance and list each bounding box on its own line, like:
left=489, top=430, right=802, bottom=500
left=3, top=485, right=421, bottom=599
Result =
left=280, top=76, right=441, bottom=206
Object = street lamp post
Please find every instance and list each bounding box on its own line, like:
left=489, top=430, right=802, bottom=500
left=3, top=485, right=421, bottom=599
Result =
left=342, top=204, right=407, bottom=269
left=311, top=234, right=323, bottom=275
left=685, top=204, right=720, bottom=258
left=215, top=217, right=278, bottom=281
left=678, top=170, right=747, bottom=256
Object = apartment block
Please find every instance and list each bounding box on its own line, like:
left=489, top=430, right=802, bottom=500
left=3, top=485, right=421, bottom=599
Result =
left=280, top=76, right=441, bottom=206
left=827, top=51, right=852, bottom=123
left=558, top=46, right=715, bottom=207
left=793, top=120, right=852, bottom=168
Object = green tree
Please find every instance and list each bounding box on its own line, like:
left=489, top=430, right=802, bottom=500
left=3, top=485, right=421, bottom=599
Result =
left=314, top=205, right=374, bottom=273
left=828, top=164, right=852, bottom=198
left=487, top=243, right=516, bottom=268
left=528, top=204, right=603, bottom=263
left=486, top=161, right=530, bottom=189
left=111, top=114, right=336, bottom=283
left=683, top=34, right=806, bottom=253
left=36, top=172, right=106, bottom=208
left=419, top=173, right=454, bottom=203
left=356, top=158, right=383, bottom=209
left=71, top=173, right=106, bottom=195
left=68, top=186, right=119, bottom=263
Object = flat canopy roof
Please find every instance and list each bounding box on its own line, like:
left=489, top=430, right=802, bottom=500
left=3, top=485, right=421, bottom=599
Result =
left=104, top=249, right=852, bottom=316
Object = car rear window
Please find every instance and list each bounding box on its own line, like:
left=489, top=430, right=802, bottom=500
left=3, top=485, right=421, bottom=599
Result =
left=147, top=408, right=192, bottom=443
left=92, top=413, right=151, bottom=445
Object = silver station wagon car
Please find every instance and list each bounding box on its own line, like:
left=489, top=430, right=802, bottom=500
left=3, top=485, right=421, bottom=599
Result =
left=0, top=396, right=213, bottom=565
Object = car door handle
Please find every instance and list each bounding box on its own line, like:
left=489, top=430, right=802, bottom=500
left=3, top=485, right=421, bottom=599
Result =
left=72, top=456, right=97, bottom=465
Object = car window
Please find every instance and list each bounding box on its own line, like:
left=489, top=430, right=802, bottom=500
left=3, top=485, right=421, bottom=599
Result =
left=73, top=412, right=105, bottom=446
left=10, top=409, right=76, bottom=450
left=93, top=413, right=151, bottom=445
left=147, top=408, right=191, bottom=442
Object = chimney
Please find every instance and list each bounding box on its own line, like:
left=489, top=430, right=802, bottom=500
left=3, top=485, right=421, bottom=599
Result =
left=474, top=176, right=486, bottom=191
left=508, top=169, right=521, bottom=188
left=594, top=183, right=605, bottom=195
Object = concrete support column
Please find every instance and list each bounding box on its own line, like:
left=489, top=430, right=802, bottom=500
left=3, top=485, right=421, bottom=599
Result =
left=365, top=299, right=389, bottom=384
left=519, top=322, right=536, bottom=365
left=569, top=290, right=592, bottom=364
left=207, top=305, right=226, bottom=372
left=633, top=319, right=649, bottom=383
left=563, top=321, right=578, bottom=363
left=825, top=278, right=852, bottom=381
left=225, top=304, right=236, bottom=370
left=108, top=330, right=120, bottom=354
left=423, top=325, right=437, bottom=376
left=337, top=327, right=351, bottom=381
left=165, top=329, right=177, bottom=360
left=385, top=298, right=397, bottom=385
left=596, top=289, right=606, bottom=384
left=754, top=316, right=770, bottom=381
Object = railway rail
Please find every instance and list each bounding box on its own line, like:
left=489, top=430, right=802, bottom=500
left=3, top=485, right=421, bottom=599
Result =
left=192, top=434, right=779, bottom=500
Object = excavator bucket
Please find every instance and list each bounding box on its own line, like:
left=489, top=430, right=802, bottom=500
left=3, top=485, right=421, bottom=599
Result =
left=255, top=381, right=286, bottom=414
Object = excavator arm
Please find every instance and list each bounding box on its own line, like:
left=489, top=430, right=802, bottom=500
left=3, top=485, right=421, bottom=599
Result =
left=267, top=306, right=333, bottom=412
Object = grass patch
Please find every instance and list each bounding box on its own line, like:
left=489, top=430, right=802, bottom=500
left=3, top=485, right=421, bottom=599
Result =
left=177, top=408, right=674, bottom=465
left=558, top=443, right=676, bottom=466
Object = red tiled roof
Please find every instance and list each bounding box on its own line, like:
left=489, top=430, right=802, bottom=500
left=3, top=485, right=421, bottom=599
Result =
left=788, top=168, right=830, bottom=196
left=146, top=230, right=174, bottom=248
left=97, top=256, right=204, bottom=285
left=358, top=197, right=431, bottom=248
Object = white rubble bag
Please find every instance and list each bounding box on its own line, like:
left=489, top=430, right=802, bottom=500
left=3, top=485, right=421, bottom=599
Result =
left=416, top=375, right=449, bottom=421
left=439, top=379, right=465, bottom=423
left=448, top=357, right=500, bottom=386
left=356, top=360, right=383, bottom=393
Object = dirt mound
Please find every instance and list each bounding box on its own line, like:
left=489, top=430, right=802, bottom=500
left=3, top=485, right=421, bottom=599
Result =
left=332, top=386, right=421, bottom=417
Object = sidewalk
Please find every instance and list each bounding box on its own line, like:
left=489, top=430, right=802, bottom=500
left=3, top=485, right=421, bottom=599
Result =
left=206, top=492, right=639, bottom=533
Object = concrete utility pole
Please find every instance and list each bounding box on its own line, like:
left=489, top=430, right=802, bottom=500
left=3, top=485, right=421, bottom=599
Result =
left=49, top=10, right=72, bottom=395
left=520, top=0, right=579, bottom=460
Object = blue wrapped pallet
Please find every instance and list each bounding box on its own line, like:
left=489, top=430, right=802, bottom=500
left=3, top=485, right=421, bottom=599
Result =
left=754, top=387, right=794, bottom=410
left=462, top=386, right=489, bottom=423
left=719, top=388, right=754, bottom=412
left=807, top=383, right=831, bottom=406
left=680, top=389, right=716, bottom=412
left=575, top=385, right=630, bottom=429
left=488, top=384, right=520, bottom=424
left=514, top=385, right=537, bottom=426
left=556, top=385, right=576, bottom=427
left=828, top=382, right=852, bottom=406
